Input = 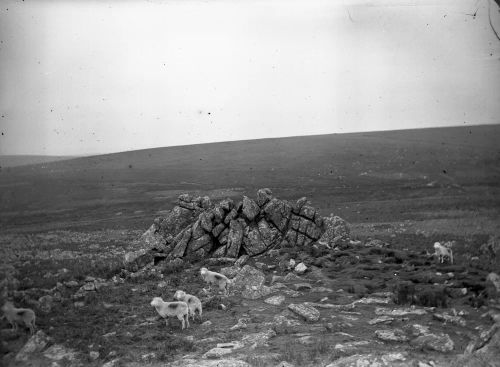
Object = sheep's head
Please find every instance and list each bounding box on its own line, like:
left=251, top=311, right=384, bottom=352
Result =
left=174, top=290, right=186, bottom=300
left=1, top=301, right=13, bottom=312
left=200, top=267, right=208, bottom=276
left=433, top=242, right=441, bottom=250
left=150, top=297, right=163, bottom=307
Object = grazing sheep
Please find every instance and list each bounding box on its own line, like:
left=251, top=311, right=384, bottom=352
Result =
left=1, top=301, right=36, bottom=334
left=150, top=297, right=189, bottom=330
left=174, top=290, right=202, bottom=321
left=200, top=267, right=231, bottom=295
left=434, top=242, right=453, bottom=264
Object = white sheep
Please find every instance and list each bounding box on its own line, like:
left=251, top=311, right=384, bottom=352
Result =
left=174, top=290, right=202, bottom=321
left=200, top=267, right=231, bottom=295
left=434, top=242, right=453, bottom=264
left=443, top=240, right=456, bottom=249
left=1, top=301, right=36, bottom=334
left=150, top=297, right=189, bottom=330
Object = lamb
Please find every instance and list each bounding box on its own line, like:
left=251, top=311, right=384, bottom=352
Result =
left=200, top=267, right=231, bottom=295
left=150, top=297, right=189, bottom=330
left=1, top=301, right=36, bottom=334
left=434, top=242, right=453, bottom=264
left=174, top=290, right=202, bottom=321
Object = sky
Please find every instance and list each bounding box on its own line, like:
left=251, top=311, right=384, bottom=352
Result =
left=0, top=0, right=499, bottom=156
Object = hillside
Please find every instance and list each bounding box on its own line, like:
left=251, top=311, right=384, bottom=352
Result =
left=0, top=124, right=499, bottom=232
left=0, top=155, right=78, bottom=168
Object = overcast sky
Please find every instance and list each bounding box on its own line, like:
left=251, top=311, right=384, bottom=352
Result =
left=0, top=0, right=499, bottom=156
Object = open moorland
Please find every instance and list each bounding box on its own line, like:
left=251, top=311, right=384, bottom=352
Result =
left=1, top=125, right=500, bottom=367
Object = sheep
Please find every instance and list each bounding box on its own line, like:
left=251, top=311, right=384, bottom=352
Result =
left=443, top=240, right=457, bottom=249
left=434, top=242, right=453, bottom=264
left=200, top=267, right=231, bottom=295
left=150, top=297, right=189, bottom=330
left=174, top=290, right=202, bottom=321
left=1, top=301, right=36, bottom=334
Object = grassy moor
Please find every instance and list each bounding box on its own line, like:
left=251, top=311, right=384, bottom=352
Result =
left=1, top=125, right=500, bottom=367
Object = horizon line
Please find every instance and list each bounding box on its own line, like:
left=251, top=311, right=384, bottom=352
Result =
left=2, top=122, right=498, bottom=158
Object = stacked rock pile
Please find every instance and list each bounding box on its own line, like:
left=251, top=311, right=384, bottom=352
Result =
left=125, top=188, right=350, bottom=269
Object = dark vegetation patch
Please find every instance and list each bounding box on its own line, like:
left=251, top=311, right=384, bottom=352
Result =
left=393, top=281, right=448, bottom=308
left=267, top=336, right=337, bottom=366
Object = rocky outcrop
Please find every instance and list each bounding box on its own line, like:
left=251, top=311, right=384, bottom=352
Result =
left=132, top=189, right=350, bottom=263
left=15, top=330, right=52, bottom=362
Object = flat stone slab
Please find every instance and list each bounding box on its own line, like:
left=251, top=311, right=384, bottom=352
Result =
left=288, top=303, right=320, bottom=322
left=374, top=328, right=409, bottom=342
left=375, top=307, right=427, bottom=316
left=264, top=295, right=285, bottom=306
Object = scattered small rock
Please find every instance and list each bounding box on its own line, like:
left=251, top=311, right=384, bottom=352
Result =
left=375, top=307, right=427, bottom=316
left=242, top=285, right=272, bottom=300
left=241, top=330, right=277, bottom=348
left=203, top=341, right=243, bottom=359
left=230, top=318, right=250, bottom=330
left=102, top=358, right=120, bottom=367
left=43, top=344, right=77, bottom=361
left=203, top=347, right=233, bottom=359
left=265, top=295, right=285, bottom=306
left=283, top=272, right=303, bottom=282
left=288, top=303, right=320, bottom=322
left=405, top=324, right=430, bottom=337
left=433, top=312, right=466, bottom=327
left=411, top=332, right=454, bottom=352
left=333, top=341, right=371, bottom=353
left=375, top=328, right=409, bottom=342
left=368, top=316, right=395, bottom=325
left=311, top=286, right=333, bottom=293
left=353, top=297, right=391, bottom=305
left=294, top=262, right=307, bottom=274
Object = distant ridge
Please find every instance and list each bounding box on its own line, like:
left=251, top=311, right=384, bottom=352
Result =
left=1, top=124, right=499, bottom=173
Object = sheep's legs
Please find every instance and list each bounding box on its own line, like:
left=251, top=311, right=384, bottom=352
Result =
left=177, top=314, right=186, bottom=330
